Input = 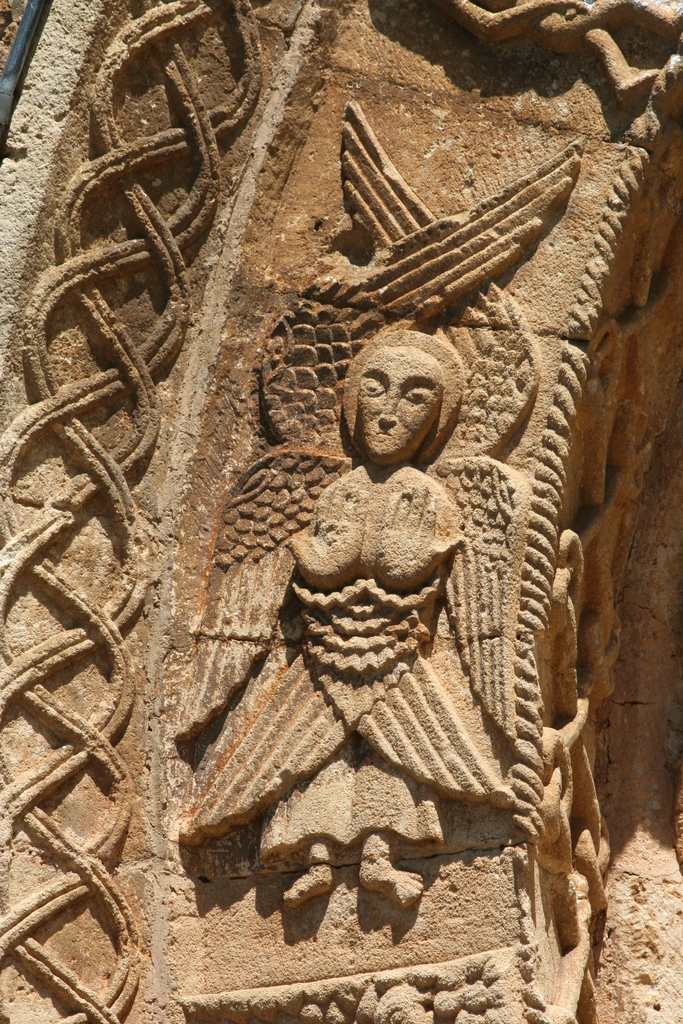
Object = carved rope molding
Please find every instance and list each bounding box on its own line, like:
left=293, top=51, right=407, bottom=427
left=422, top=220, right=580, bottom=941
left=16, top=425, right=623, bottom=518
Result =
left=429, top=0, right=683, bottom=144
left=0, top=1, right=261, bottom=1020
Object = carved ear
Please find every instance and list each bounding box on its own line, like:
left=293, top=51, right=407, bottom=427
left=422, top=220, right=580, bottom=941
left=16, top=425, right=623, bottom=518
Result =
left=442, top=285, right=539, bottom=458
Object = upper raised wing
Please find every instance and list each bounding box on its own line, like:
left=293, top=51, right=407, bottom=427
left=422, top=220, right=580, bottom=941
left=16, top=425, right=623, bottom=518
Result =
left=440, top=456, right=530, bottom=742
left=175, top=450, right=350, bottom=740
left=315, top=132, right=582, bottom=321
left=341, top=100, right=434, bottom=248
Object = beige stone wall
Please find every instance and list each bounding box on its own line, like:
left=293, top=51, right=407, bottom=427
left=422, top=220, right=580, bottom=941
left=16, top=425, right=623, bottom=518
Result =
left=596, top=378, right=683, bottom=1023
left=2, top=2, right=683, bottom=1023
left=0, top=2, right=17, bottom=69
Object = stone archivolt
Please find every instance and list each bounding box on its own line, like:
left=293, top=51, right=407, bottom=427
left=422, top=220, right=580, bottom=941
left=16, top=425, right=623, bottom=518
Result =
left=0, top=1, right=261, bottom=1021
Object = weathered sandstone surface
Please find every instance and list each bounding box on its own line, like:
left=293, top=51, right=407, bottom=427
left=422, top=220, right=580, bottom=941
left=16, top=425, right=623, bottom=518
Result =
left=1, top=2, right=683, bottom=1022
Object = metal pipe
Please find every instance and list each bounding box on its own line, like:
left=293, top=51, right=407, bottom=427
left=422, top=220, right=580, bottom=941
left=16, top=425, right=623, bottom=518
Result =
left=0, top=0, right=50, bottom=138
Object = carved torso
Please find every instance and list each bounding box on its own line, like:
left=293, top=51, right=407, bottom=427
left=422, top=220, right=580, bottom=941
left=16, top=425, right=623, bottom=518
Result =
left=290, top=463, right=459, bottom=592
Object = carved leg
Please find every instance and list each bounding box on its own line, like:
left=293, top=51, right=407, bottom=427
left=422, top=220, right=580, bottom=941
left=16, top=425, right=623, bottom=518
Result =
left=283, top=841, right=333, bottom=908
left=359, top=832, right=423, bottom=908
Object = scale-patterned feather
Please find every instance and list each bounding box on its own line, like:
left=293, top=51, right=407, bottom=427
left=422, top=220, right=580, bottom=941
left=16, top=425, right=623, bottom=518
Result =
left=261, top=301, right=386, bottom=449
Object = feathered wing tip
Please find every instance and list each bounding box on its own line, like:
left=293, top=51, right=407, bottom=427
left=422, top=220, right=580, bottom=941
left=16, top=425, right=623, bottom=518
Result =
left=357, top=657, right=514, bottom=807
left=179, top=652, right=347, bottom=845
left=176, top=637, right=264, bottom=742
left=175, top=546, right=296, bottom=742
left=341, top=100, right=434, bottom=249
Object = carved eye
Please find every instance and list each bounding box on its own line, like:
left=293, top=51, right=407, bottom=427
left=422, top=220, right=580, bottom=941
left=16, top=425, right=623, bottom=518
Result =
left=404, top=387, right=432, bottom=405
left=360, top=375, right=386, bottom=397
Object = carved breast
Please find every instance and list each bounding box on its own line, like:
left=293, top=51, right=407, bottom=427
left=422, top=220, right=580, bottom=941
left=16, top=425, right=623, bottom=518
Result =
left=290, top=464, right=459, bottom=592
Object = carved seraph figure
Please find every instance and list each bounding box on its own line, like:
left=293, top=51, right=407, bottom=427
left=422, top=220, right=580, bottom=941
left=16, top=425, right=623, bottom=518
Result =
left=180, top=329, right=519, bottom=909
left=177, top=102, right=562, bottom=909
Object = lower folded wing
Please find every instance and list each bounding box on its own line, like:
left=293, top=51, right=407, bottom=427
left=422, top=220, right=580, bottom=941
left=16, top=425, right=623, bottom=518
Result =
left=180, top=651, right=347, bottom=844
left=176, top=546, right=296, bottom=742
left=357, top=657, right=513, bottom=807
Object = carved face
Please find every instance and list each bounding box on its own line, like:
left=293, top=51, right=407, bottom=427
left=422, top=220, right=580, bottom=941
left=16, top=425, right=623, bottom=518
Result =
left=357, top=346, right=444, bottom=465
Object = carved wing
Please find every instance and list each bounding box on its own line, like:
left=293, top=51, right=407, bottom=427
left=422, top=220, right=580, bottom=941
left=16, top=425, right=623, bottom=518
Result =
left=341, top=100, right=434, bottom=247
left=357, top=658, right=513, bottom=805
left=440, top=456, right=531, bottom=742
left=260, top=301, right=387, bottom=449
left=175, top=450, right=350, bottom=740
left=314, top=124, right=582, bottom=321
left=179, top=651, right=347, bottom=845
left=444, top=284, right=540, bottom=459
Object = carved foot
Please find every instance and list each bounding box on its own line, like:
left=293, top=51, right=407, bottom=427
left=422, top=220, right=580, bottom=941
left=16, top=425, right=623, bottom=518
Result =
left=284, top=841, right=333, bottom=908
left=359, top=833, right=423, bottom=908
left=284, top=864, right=333, bottom=908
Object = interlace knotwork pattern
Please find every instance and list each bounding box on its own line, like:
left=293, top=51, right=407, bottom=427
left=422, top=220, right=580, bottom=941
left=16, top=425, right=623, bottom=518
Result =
left=428, top=0, right=683, bottom=128
left=0, top=1, right=261, bottom=1020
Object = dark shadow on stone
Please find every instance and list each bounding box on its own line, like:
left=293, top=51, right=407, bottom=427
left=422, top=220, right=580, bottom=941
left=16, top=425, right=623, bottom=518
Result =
left=366, top=0, right=662, bottom=143
left=179, top=819, right=262, bottom=892
left=192, top=873, right=255, bottom=917
left=280, top=876, right=333, bottom=943
left=356, top=872, right=422, bottom=943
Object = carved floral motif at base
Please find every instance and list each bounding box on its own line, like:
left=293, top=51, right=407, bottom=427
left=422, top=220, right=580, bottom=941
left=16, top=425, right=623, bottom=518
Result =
left=182, top=948, right=523, bottom=1024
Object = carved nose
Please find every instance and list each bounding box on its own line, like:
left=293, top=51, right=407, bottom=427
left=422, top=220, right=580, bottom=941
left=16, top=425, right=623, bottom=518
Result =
left=378, top=414, right=397, bottom=432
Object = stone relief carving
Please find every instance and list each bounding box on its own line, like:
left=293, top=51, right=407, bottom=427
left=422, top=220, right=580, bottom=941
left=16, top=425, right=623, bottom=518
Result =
left=5, top=0, right=683, bottom=1019
left=312, top=102, right=582, bottom=320
left=176, top=102, right=614, bottom=1024
left=181, top=327, right=518, bottom=906
left=566, top=147, right=649, bottom=341
left=427, top=0, right=683, bottom=138
left=182, top=936, right=524, bottom=1024
left=0, top=1, right=261, bottom=1020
